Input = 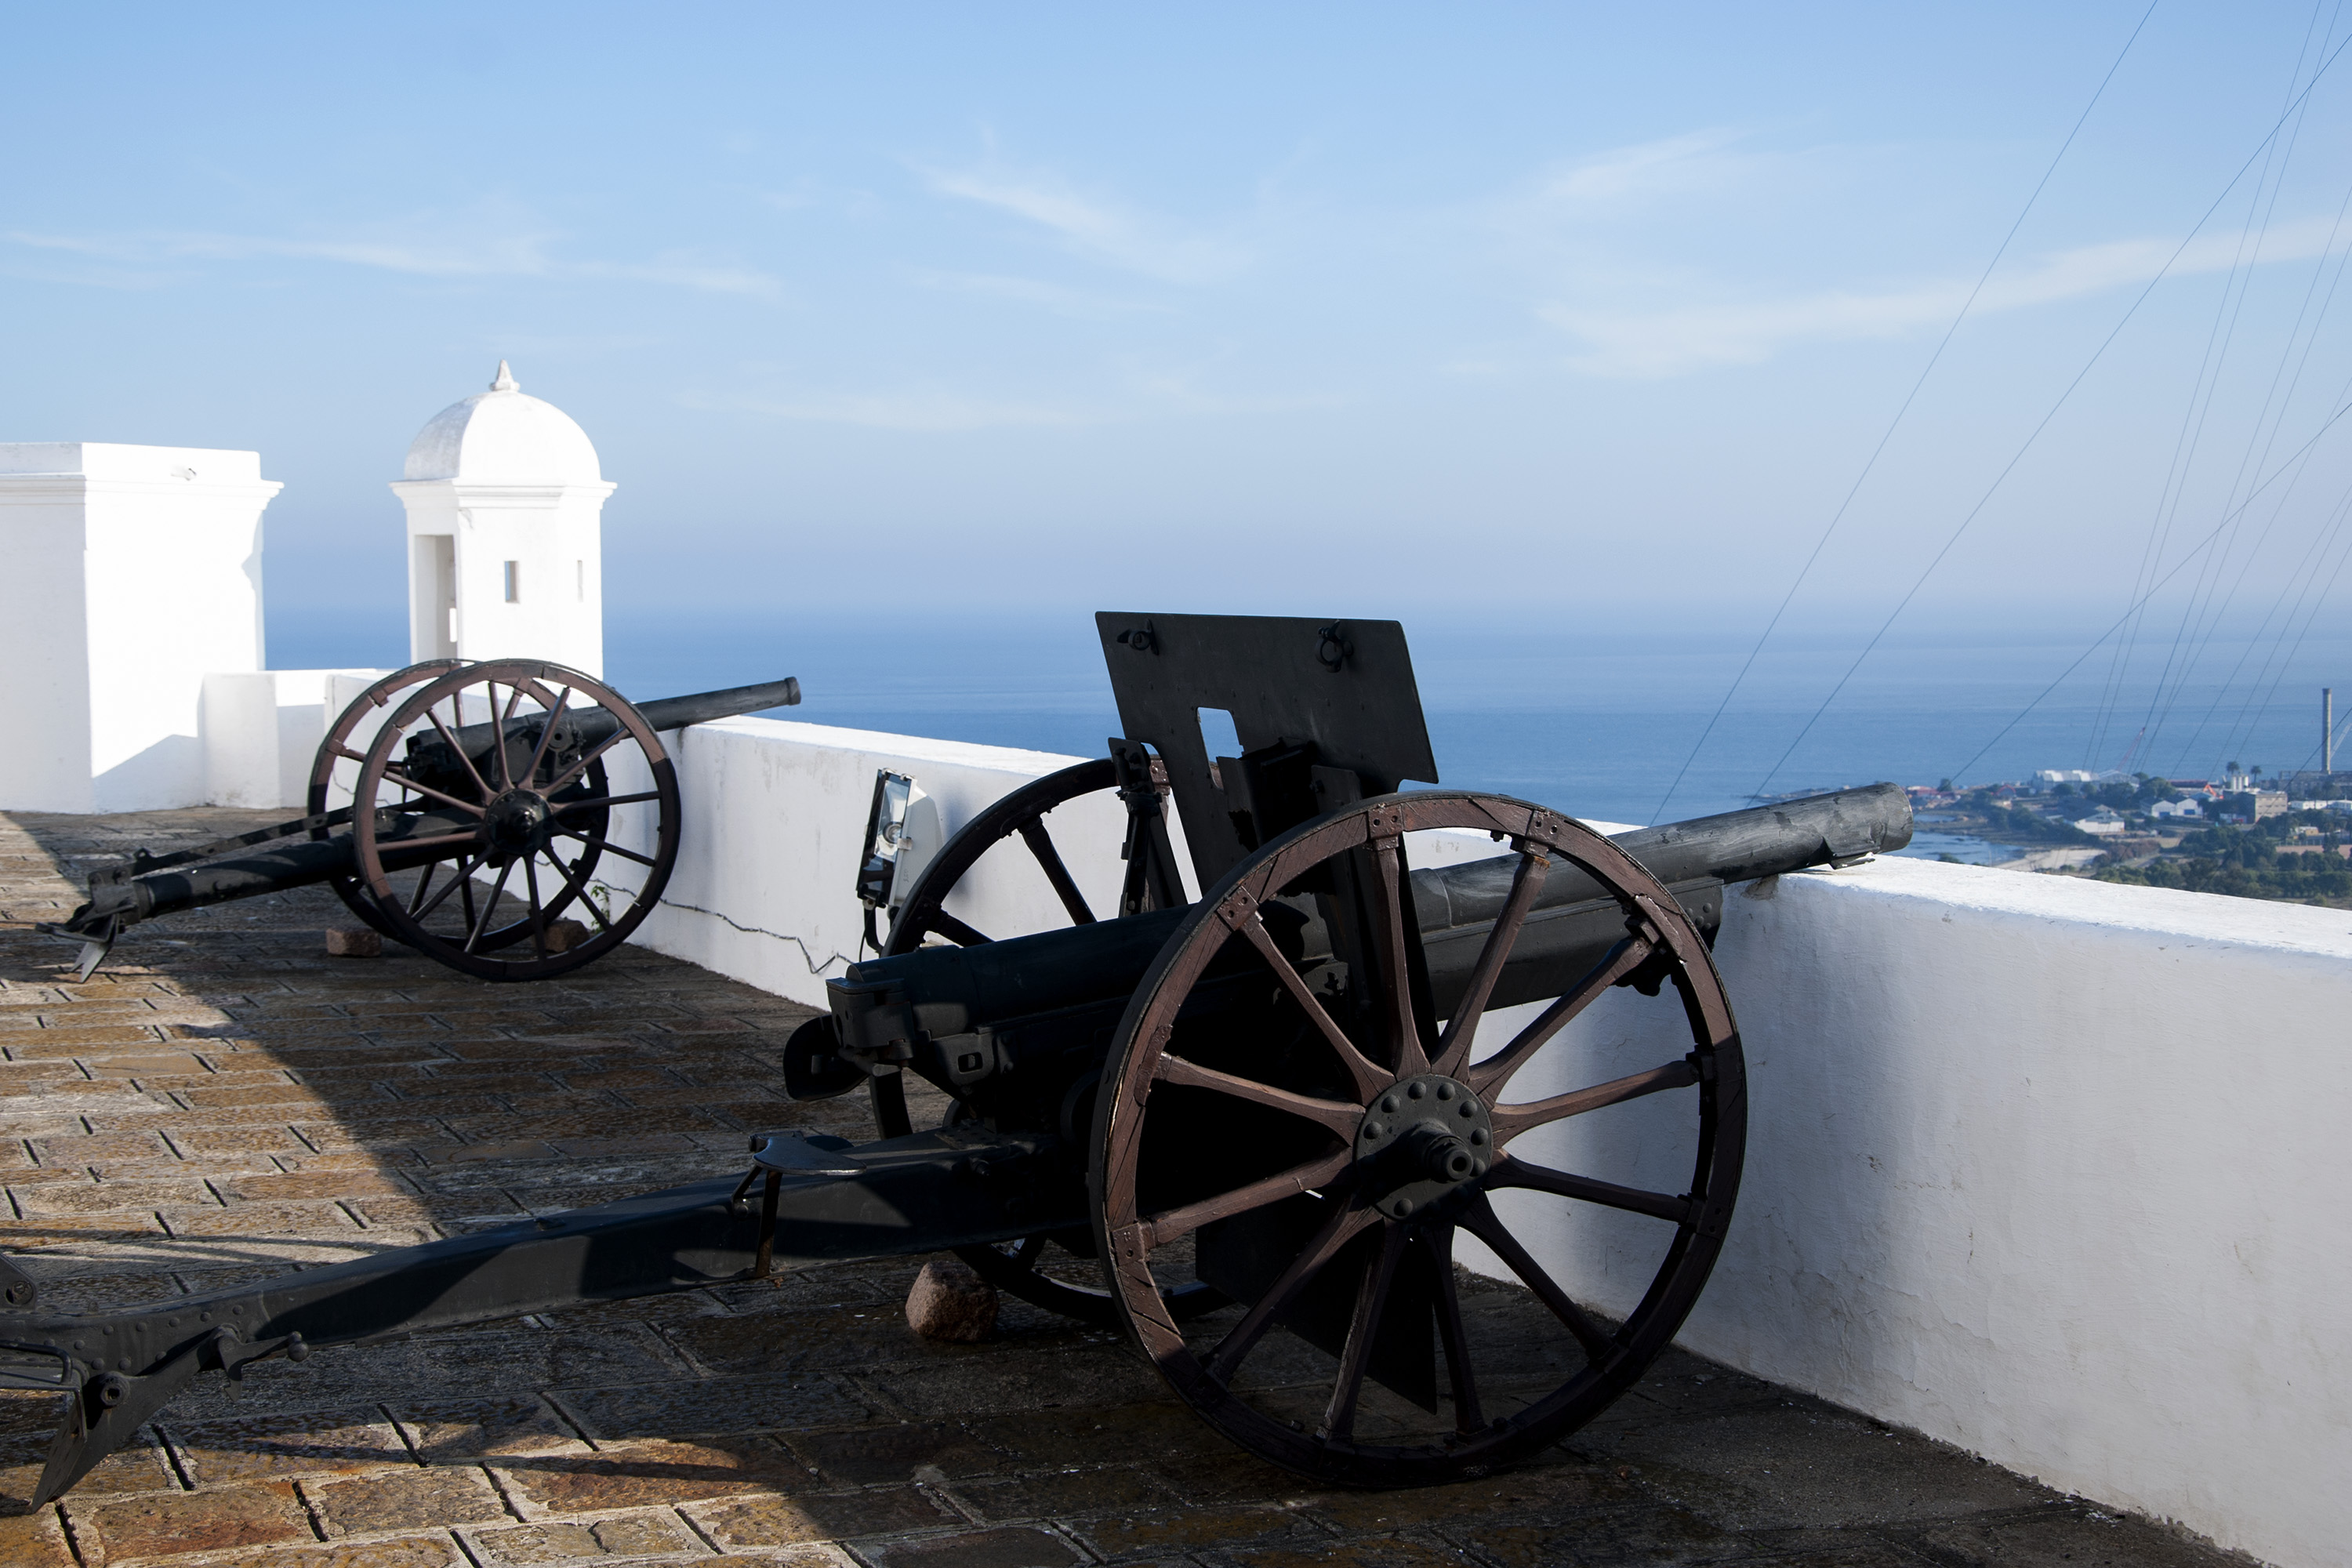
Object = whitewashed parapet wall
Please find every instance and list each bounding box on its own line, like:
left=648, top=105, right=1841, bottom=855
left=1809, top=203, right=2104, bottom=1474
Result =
left=198, top=670, right=394, bottom=809
left=607, top=717, right=1134, bottom=996
left=1465, top=858, right=2350, bottom=1568
left=0, top=443, right=283, bottom=811
left=618, top=715, right=2343, bottom=1568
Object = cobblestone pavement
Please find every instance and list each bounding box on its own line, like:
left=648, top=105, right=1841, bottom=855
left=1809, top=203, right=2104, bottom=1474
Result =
left=0, top=810, right=2249, bottom=1568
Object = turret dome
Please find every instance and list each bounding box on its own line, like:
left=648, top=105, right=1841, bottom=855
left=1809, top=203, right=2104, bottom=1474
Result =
left=401, top=361, right=603, bottom=485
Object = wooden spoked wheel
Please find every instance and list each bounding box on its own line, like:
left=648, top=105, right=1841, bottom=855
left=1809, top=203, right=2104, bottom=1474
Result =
left=1092, top=792, right=1745, bottom=1485
left=348, top=660, right=681, bottom=981
left=873, top=759, right=1223, bottom=1327
left=308, top=660, right=469, bottom=945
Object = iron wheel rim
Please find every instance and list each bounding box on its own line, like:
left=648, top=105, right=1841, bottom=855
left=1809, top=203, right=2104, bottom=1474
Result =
left=348, top=659, right=681, bottom=982
left=1090, top=790, right=1746, bottom=1484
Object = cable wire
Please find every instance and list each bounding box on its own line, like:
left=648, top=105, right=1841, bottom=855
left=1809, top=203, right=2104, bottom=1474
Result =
left=1755, top=24, right=2352, bottom=800
left=1644, top=0, right=2161, bottom=823
left=1946, top=391, right=2352, bottom=785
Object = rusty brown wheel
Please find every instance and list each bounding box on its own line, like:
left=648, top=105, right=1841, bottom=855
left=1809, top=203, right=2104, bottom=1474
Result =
left=873, top=758, right=1223, bottom=1326
left=349, top=660, right=681, bottom=982
left=1091, top=792, right=1744, bottom=1486
left=307, top=659, right=470, bottom=945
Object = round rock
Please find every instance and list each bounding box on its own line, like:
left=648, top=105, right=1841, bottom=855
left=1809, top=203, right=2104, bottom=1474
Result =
left=905, top=1256, right=998, bottom=1344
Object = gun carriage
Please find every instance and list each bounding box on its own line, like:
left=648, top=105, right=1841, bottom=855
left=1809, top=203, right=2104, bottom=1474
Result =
left=3, top=614, right=1910, bottom=1504
left=46, top=659, right=801, bottom=982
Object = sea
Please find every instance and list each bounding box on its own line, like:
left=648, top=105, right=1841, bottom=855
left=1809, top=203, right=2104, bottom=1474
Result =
left=271, top=604, right=2350, bottom=864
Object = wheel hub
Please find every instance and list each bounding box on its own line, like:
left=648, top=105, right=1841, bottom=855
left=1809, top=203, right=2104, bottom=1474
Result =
left=483, top=789, right=554, bottom=858
left=1356, top=1073, right=1492, bottom=1218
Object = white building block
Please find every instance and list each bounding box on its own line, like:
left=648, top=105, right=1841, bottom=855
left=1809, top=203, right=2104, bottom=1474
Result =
left=0, top=443, right=281, bottom=811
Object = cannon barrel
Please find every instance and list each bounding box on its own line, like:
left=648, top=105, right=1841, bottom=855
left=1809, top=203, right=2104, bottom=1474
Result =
left=430, top=675, right=803, bottom=774
left=811, top=784, right=1912, bottom=1105
left=1411, top=781, right=1910, bottom=928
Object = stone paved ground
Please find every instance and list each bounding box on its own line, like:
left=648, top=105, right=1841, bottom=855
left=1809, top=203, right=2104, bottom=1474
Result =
left=0, top=809, right=2252, bottom=1568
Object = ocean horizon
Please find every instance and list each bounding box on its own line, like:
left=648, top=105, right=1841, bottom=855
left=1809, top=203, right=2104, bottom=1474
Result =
left=269, top=602, right=2350, bottom=833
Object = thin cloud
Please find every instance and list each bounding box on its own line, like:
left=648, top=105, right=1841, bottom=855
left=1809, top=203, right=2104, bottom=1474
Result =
left=1524, top=129, right=1755, bottom=209
left=916, top=162, right=1248, bottom=285
left=1542, top=215, right=2352, bottom=378
left=1, top=224, right=781, bottom=297
left=681, top=355, right=1340, bottom=431
left=678, top=385, right=1100, bottom=431
left=904, top=267, right=1167, bottom=318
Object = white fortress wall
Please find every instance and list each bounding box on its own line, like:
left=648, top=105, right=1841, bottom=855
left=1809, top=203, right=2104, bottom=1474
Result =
left=1460, top=856, right=2350, bottom=1568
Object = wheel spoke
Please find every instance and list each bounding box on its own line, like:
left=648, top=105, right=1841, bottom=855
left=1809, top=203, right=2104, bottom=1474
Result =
left=379, top=768, right=488, bottom=817
left=493, top=681, right=526, bottom=790
left=1425, top=1226, right=1483, bottom=1432
left=551, top=789, right=661, bottom=814
left=1459, top=1194, right=1613, bottom=1362
left=544, top=847, right=612, bottom=932
left=1153, top=1053, right=1359, bottom=1141
left=521, top=687, right=572, bottom=785
left=380, top=829, right=481, bottom=855
left=413, top=855, right=481, bottom=924
left=551, top=827, right=659, bottom=868
left=923, top=910, right=991, bottom=947
left=1321, top=1219, right=1408, bottom=1441
left=405, top=862, right=439, bottom=917
left=1487, top=1156, right=1693, bottom=1225
left=463, top=861, right=516, bottom=953
left=522, top=855, right=547, bottom=959
left=456, top=859, right=479, bottom=933
left=1367, top=833, right=1428, bottom=1078
left=1432, top=849, right=1549, bottom=1077
left=1017, top=818, right=1096, bottom=925
left=426, top=705, right=496, bottom=803
left=1490, top=1058, right=1698, bottom=1147
left=1205, top=1199, right=1379, bottom=1385
left=1465, top=933, right=1654, bottom=1101
left=1232, top=913, right=1392, bottom=1102
left=1143, top=1149, right=1353, bottom=1247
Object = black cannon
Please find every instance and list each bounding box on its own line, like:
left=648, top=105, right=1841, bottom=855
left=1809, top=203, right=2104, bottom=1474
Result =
left=2, top=613, right=1909, bottom=1503
left=44, top=659, right=800, bottom=982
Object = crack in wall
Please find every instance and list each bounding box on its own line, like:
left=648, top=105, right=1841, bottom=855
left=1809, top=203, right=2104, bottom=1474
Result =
left=653, top=895, right=861, bottom=977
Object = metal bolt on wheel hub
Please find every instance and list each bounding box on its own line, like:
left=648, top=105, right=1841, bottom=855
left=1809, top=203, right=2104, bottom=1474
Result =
left=1357, top=1074, right=1490, bottom=1219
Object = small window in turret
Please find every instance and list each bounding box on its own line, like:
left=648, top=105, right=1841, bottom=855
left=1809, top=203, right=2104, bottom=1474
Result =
left=503, top=561, right=520, bottom=602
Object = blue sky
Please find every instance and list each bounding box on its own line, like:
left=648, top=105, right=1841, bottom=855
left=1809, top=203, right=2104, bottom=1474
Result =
left=8, top=2, right=2352, bottom=670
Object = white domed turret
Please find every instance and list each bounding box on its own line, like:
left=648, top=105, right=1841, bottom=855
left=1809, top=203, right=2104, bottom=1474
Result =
left=402, top=361, right=604, bottom=485
left=390, top=362, right=615, bottom=675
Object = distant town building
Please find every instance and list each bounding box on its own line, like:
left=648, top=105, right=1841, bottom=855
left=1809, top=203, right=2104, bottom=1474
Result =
left=2223, top=790, right=2288, bottom=822
left=2150, top=798, right=2203, bottom=820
